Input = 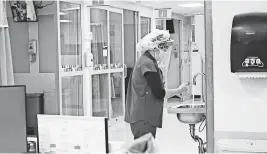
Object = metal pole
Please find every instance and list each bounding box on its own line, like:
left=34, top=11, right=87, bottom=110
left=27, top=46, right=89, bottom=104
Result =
left=204, top=0, right=215, bottom=153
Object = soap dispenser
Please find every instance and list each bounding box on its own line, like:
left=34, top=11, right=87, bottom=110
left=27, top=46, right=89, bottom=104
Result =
left=231, top=12, right=267, bottom=78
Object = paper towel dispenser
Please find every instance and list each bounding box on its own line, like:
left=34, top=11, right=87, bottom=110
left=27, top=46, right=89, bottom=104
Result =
left=231, top=12, right=267, bottom=73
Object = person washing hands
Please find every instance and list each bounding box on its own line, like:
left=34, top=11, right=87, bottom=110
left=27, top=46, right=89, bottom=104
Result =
left=125, top=29, right=188, bottom=140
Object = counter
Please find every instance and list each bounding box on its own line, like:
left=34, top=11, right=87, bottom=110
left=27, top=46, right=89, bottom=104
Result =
left=164, top=98, right=182, bottom=108
left=164, top=98, right=204, bottom=108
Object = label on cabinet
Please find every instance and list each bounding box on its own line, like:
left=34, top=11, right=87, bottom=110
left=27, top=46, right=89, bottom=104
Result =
left=103, top=47, right=108, bottom=57
left=154, top=8, right=172, bottom=19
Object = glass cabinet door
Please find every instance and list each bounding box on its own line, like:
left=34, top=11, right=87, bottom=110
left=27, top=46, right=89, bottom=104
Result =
left=88, top=6, right=125, bottom=123
left=90, top=8, right=108, bottom=70
left=110, top=72, right=124, bottom=119
left=58, top=1, right=84, bottom=116
left=60, top=2, right=82, bottom=71
left=61, top=76, right=83, bottom=116
left=91, top=74, right=109, bottom=117
left=109, top=9, right=125, bottom=121
left=109, top=11, right=123, bottom=69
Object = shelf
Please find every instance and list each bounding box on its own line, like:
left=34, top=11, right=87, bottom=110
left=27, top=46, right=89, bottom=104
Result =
left=90, top=69, right=109, bottom=75
left=60, top=71, right=84, bottom=77
left=89, top=68, right=124, bottom=75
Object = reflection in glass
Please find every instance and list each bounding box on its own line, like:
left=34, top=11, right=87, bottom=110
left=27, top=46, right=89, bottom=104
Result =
left=110, top=72, right=124, bottom=118
left=141, top=16, right=151, bottom=39
left=60, top=2, right=82, bottom=68
left=92, top=74, right=109, bottom=117
left=110, top=12, right=123, bottom=69
left=90, top=8, right=108, bottom=69
left=61, top=76, right=83, bottom=116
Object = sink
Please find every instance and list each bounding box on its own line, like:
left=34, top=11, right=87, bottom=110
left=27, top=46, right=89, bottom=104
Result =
left=167, top=103, right=206, bottom=124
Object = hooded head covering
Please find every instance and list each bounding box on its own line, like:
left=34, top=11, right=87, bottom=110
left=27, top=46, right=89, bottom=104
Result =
left=136, top=29, right=174, bottom=54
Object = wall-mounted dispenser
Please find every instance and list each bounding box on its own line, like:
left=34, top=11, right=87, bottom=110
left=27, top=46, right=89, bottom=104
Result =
left=191, top=42, right=199, bottom=52
left=29, top=39, right=37, bottom=63
left=231, top=13, right=267, bottom=78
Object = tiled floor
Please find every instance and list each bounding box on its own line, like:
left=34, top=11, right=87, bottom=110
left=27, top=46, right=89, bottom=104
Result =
left=108, top=103, right=206, bottom=153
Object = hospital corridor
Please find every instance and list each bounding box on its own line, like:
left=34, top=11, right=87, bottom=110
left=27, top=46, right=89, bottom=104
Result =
left=1, top=0, right=267, bottom=153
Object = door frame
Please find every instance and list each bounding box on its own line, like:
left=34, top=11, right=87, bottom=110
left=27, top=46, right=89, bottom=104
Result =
left=204, top=0, right=215, bottom=153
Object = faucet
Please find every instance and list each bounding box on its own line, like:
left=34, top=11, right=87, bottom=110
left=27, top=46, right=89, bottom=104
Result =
left=192, top=73, right=205, bottom=102
left=193, top=73, right=205, bottom=85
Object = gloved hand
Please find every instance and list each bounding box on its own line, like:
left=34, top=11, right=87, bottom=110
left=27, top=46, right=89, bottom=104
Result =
left=177, top=82, right=189, bottom=94
left=126, top=133, right=158, bottom=153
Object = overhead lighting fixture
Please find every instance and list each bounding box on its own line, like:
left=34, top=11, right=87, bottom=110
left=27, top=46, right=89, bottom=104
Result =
left=178, top=3, right=203, bottom=7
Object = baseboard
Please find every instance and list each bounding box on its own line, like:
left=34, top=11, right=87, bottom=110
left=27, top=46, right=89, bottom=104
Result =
left=215, top=131, right=267, bottom=152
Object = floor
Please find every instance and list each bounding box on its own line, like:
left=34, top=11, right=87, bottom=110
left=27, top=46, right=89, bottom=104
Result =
left=108, top=99, right=206, bottom=153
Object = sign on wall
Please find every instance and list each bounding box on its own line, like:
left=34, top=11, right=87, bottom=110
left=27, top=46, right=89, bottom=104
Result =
left=159, top=10, right=167, bottom=18
left=92, top=0, right=104, bottom=5
left=154, top=8, right=172, bottom=19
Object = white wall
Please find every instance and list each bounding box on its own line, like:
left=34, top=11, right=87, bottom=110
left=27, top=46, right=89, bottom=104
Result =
left=6, top=1, right=56, bottom=93
left=212, top=1, right=267, bottom=132
left=195, top=15, right=205, bottom=60
left=192, top=15, right=205, bottom=96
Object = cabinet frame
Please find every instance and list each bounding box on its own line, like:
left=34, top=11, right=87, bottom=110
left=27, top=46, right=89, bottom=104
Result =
left=86, top=5, right=125, bottom=126
left=55, top=0, right=86, bottom=115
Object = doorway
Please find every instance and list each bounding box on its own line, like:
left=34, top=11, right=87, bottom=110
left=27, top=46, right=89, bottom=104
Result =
left=133, top=0, right=214, bottom=153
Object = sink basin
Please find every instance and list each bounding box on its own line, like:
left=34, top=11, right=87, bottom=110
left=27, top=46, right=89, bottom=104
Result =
left=168, top=103, right=206, bottom=124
